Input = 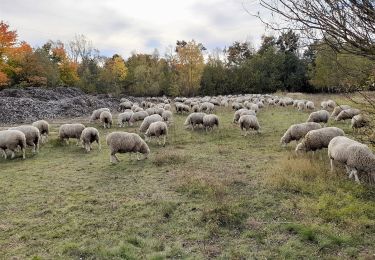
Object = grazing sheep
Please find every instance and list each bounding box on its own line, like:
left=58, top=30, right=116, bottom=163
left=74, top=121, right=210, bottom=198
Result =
left=139, top=114, right=163, bottom=133
left=281, top=122, right=322, bottom=146
left=145, top=121, right=168, bottom=146
left=162, top=110, right=173, bottom=124
left=200, top=102, right=215, bottom=113
left=328, top=136, right=375, bottom=183
left=307, top=110, right=330, bottom=124
left=297, top=101, right=306, bottom=111
left=80, top=127, right=101, bottom=152
left=335, top=108, right=361, bottom=121
left=119, top=101, right=132, bottom=111
left=250, top=103, right=259, bottom=113
left=239, top=115, right=260, bottom=136
left=106, top=132, right=150, bottom=163
left=331, top=105, right=351, bottom=118
left=203, top=114, right=219, bottom=131
left=0, top=130, right=26, bottom=159
left=184, top=112, right=206, bottom=129
left=295, top=127, right=345, bottom=153
left=232, top=102, right=243, bottom=110
left=32, top=120, right=49, bottom=143
left=191, top=104, right=200, bottom=112
left=351, top=114, right=369, bottom=129
left=100, top=111, right=113, bottom=128
left=129, top=111, right=149, bottom=126
left=327, top=100, right=336, bottom=109
left=118, top=111, right=134, bottom=127
left=90, top=108, right=110, bottom=122
left=164, top=104, right=171, bottom=111
left=306, top=101, right=315, bottom=110
left=233, top=109, right=249, bottom=123
left=59, top=124, right=85, bottom=145
left=175, top=103, right=190, bottom=113
left=9, top=125, right=40, bottom=154
left=321, top=101, right=329, bottom=110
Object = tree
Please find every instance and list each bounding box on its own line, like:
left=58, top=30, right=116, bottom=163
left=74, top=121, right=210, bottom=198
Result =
left=255, top=0, right=375, bottom=60
left=68, top=34, right=98, bottom=63
left=98, top=54, right=128, bottom=94
left=225, top=41, right=254, bottom=66
left=0, top=21, right=18, bottom=86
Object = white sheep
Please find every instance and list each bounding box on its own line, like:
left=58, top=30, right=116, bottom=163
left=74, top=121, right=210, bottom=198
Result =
left=307, top=110, right=330, bottom=124
left=118, top=111, right=134, bottom=127
left=327, top=100, right=336, bottom=109
left=145, top=121, right=168, bottom=146
left=162, top=110, right=173, bottom=125
left=90, top=108, right=110, bottom=122
left=239, top=115, right=260, bottom=136
left=351, top=114, right=369, bottom=130
left=32, top=120, right=49, bottom=143
left=335, top=108, right=361, bottom=121
left=139, top=114, right=163, bottom=133
left=80, top=127, right=101, bottom=152
left=129, top=111, right=149, bottom=126
left=59, top=123, right=85, bottom=145
left=297, top=101, right=306, bottom=111
left=200, top=102, right=215, bottom=113
left=295, top=127, right=345, bottom=153
left=281, top=122, right=322, bottom=146
left=106, top=132, right=150, bottom=163
left=184, top=112, right=206, bottom=129
left=328, top=136, right=375, bottom=183
left=9, top=125, right=40, bottom=154
left=100, top=111, right=113, bottom=128
left=0, top=130, right=26, bottom=159
left=119, top=101, right=133, bottom=111
left=306, top=101, right=315, bottom=110
left=203, top=114, right=219, bottom=131
left=321, top=101, right=328, bottom=110
left=331, top=105, right=351, bottom=118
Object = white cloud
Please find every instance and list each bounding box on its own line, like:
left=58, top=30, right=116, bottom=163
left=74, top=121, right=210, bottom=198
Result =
left=0, top=0, right=268, bottom=57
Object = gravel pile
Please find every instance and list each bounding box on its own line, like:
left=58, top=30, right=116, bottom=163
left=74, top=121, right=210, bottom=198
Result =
left=0, top=87, right=121, bottom=124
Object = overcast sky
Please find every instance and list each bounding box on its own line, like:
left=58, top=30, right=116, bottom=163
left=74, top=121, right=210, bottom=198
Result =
left=0, top=0, right=269, bottom=57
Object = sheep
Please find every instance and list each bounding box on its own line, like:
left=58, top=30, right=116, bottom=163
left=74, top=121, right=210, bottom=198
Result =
left=145, top=121, right=168, bottom=146
left=129, top=111, right=149, bottom=126
left=100, top=111, right=113, bottom=128
left=80, top=127, right=101, bottom=152
left=175, top=103, right=190, bottom=113
left=306, top=101, right=315, bottom=110
left=203, top=114, right=219, bottom=131
left=239, top=115, right=260, bottom=136
left=164, top=104, right=171, bottom=111
left=32, top=120, right=49, bottom=143
left=119, top=101, right=132, bottom=111
left=280, top=122, right=322, bottom=146
left=90, top=108, right=110, bottom=122
left=162, top=110, right=173, bottom=125
left=232, top=102, right=243, bottom=110
left=327, top=100, right=336, bottom=109
left=297, top=101, right=306, bottom=111
left=118, top=111, right=134, bottom=127
left=200, top=102, right=215, bottom=113
left=106, top=132, right=150, bottom=163
left=59, top=123, right=85, bottom=145
left=321, top=101, right=329, bottom=110
left=9, top=125, right=40, bottom=154
left=191, top=104, right=200, bottom=112
left=295, top=127, right=345, bottom=153
left=335, top=108, right=361, bottom=121
left=139, top=114, right=163, bottom=133
left=331, top=105, right=351, bottom=118
left=0, top=130, right=26, bottom=159
left=307, top=110, right=330, bottom=124
left=328, top=136, right=375, bottom=183
left=184, top=112, right=206, bottom=129
left=250, top=103, right=259, bottom=113
left=351, top=114, right=369, bottom=130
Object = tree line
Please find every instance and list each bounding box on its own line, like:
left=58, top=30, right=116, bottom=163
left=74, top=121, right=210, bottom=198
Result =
left=0, top=21, right=374, bottom=96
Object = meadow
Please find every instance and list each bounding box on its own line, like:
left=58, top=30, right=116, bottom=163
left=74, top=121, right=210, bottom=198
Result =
left=0, top=94, right=374, bottom=259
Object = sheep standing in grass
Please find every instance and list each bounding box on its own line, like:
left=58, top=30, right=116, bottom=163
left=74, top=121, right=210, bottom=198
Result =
left=118, top=111, right=134, bottom=127
left=9, top=125, right=40, bottom=154
left=306, top=101, right=315, bottom=110
left=280, top=122, right=322, bottom=146
left=327, top=100, right=336, bottom=109
left=145, top=121, right=168, bottom=146
left=335, top=108, right=361, bottom=121
left=162, top=110, right=173, bottom=125
left=297, top=101, right=306, bottom=111
left=129, top=111, right=149, bottom=126
left=90, top=108, right=110, bottom=122
left=321, top=101, right=328, bottom=110
left=328, top=136, right=375, bottom=183
left=80, top=127, right=101, bottom=152
left=203, top=114, right=219, bottom=131
left=184, top=112, right=206, bottom=129
left=295, top=127, right=345, bottom=153
left=106, top=132, right=150, bottom=163
left=0, top=130, right=26, bottom=159
left=119, top=101, right=132, bottom=111
left=139, top=114, right=163, bottom=133
left=59, top=124, right=85, bottom=145
left=239, top=115, right=260, bottom=136
left=331, top=105, right=351, bottom=118
left=233, top=109, right=256, bottom=123
left=100, top=111, right=113, bottom=128
left=351, top=114, right=369, bottom=130
left=32, top=120, right=49, bottom=143
left=307, top=110, right=330, bottom=124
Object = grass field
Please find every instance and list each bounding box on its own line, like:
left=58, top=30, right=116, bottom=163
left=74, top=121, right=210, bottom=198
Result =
left=1, top=95, right=375, bottom=259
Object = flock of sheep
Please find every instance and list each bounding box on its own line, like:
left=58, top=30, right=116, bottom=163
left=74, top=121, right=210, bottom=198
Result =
left=0, top=94, right=374, bottom=184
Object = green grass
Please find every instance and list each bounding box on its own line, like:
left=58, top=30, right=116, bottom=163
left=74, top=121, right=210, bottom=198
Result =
left=0, top=99, right=375, bottom=259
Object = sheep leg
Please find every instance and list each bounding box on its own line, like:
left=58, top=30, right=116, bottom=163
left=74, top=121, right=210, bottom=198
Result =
left=137, top=153, right=141, bottom=161
left=22, top=148, right=25, bottom=159
left=330, top=159, right=336, bottom=172
left=11, top=151, right=15, bottom=159
left=97, top=141, right=102, bottom=151
left=349, top=169, right=360, bottom=183
left=85, top=143, right=91, bottom=152
left=110, top=153, right=119, bottom=163
left=31, top=144, right=36, bottom=154
left=163, top=136, right=166, bottom=146
left=0, top=149, right=6, bottom=159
